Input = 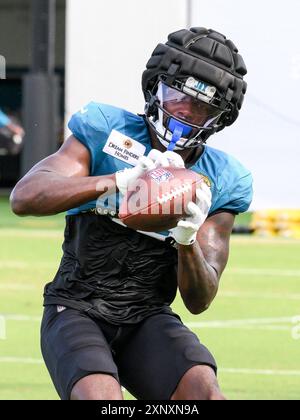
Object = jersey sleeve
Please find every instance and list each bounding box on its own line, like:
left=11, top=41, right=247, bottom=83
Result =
left=215, top=172, right=253, bottom=215
left=68, top=102, right=111, bottom=159
left=0, top=109, right=10, bottom=128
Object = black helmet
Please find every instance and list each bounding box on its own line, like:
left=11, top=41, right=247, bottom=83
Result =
left=142, top=27, right=247, bottom=149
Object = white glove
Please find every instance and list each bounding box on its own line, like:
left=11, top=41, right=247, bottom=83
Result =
left=116, top=150, right=185, bottom=195
left=170, top=183, right=212, bottom=246
left=115, top=155, right=156, bottom=195
left=148, top=150, right=185, bottom=169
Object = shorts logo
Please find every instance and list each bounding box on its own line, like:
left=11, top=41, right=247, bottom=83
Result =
left=148, top=168, right=174, bottom=184
left=57, top=305, right=66, bottom=313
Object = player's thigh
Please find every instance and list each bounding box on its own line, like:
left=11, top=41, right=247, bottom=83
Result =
left=41, top=305, right=120, bottom=400
left=115, top=313, right=217, bottom=400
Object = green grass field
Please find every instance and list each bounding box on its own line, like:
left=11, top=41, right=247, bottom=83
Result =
left=0, top=196, right=300, bottom=400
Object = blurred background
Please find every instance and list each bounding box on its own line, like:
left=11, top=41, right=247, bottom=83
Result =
left=0, top=0, right=299, bottom=400
left=1, top=0, right=300, bottom=208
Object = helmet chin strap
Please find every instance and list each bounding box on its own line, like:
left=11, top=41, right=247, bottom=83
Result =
left=167, top=118, right=193, bottom=151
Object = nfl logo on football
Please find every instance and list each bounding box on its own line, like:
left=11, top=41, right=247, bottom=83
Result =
left=149, top=168, right=174, bottom=184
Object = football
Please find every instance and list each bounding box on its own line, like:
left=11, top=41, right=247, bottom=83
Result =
left=119, top=167, right=206, bottom=232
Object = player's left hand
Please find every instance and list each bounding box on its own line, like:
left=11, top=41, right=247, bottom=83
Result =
left=116, top=154, right=156, bottom=195
left=171, top=183, right=212, bottom=246
left=148, top=150, right=185, bottom=169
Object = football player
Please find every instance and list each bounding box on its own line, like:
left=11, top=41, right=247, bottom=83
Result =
left=11, top=27, right=253, bottom=400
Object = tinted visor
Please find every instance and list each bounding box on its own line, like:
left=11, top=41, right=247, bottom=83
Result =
left=159, top=83, right=223, bottom=127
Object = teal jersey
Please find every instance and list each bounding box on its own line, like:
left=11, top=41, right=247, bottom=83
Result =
left=68, top=102, right=253, bottom=237
left=0, top=109, right=10, bottom=128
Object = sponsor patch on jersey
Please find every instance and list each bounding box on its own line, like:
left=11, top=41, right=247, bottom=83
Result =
left=103, top=130, right=146, bottom=166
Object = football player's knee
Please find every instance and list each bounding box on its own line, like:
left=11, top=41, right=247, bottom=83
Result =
left=70, top=374, right=122, bottom=400
left=171, top=365, right=221, bottom=400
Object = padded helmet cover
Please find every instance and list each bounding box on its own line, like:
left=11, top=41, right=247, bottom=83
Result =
left=142, top=27, right=247, bottom=131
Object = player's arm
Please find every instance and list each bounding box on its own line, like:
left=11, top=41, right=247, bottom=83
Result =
left=10, top=135, right=116, bottom=216
left=177, top=212, right=235, bottom=314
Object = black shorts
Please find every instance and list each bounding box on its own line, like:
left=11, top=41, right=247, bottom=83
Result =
left=41, top=305, right=217, bottom=400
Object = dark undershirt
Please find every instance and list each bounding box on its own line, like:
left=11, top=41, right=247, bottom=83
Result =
left=44, top=213, right=179, bottom=325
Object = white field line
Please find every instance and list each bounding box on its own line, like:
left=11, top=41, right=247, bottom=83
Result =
left=2, top=314, right=41, bottom=322
left=1, top=262, right=299, bottom=278
left=0, top=316, right=5, bottom=340
left=0, top=225, right=300, bottom=241
left=185, top=325, right=291, bottom=331
left=1, top=282, right=300, bottom=301
left=185, top=317, right=295, bottom=329
left=0, top=284, right=37, bottom=291
left=0, top=357, right=43, bottom=365
left=1, top=230, right=300, bottom=244
left=2, top=229, right=299, bottom=243
left=218, top=291, right=300, bottom=300
left=2, top=314, right=298, bottom=332
left=1, top=357, right=300, bottom=377
left=0, top=229, right=63, bottom=239
left=230, top=237, right=300, bottom=245
left=226, top=268, right=300, bottom=277
left=1, top=318, right=290, bottom=331
left=220, top=368, right=300, bottom=376
left=2, top=231, right=300, bottom=244
left=240, top=326, right=291, bottom=331
left=0, top=261, right=56, bottom=269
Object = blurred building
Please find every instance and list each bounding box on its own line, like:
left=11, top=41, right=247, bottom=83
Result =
left=0, top=0, right=299, bottom=209
left=0, top=0, right=65, bottom=187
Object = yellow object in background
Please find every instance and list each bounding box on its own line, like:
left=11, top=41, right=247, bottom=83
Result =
left=251, top=210, right=300, bottom=239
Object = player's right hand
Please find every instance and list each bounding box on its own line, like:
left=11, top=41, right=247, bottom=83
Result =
left=148, top=150, right=185, bottom=169
left=115, top=154, right=156, bottom=195
left=170, top=183, right=212, bottom=245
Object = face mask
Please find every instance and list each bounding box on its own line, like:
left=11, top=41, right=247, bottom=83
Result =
left=152, top=82, right=222, bottom=150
